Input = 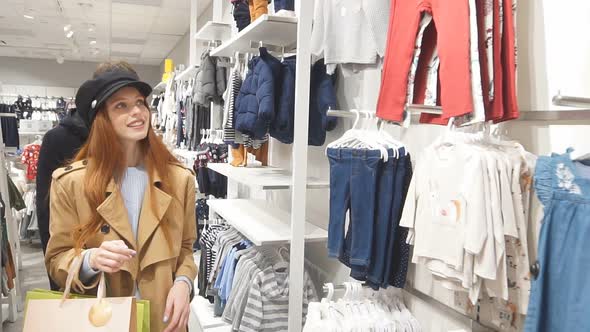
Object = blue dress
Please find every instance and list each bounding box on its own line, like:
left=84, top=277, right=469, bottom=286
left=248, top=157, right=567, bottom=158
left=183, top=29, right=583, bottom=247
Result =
left=525, top=150, right=590, bottom=331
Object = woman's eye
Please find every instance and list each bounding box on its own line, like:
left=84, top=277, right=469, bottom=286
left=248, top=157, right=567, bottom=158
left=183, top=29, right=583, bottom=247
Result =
left=136, top=100, right=145, bottom=106
left=116, top=102, right=127, bottom=109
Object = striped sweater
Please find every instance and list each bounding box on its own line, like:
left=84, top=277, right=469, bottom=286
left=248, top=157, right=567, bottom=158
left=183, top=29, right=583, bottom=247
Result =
left=240, top=266, right=318, bottom=332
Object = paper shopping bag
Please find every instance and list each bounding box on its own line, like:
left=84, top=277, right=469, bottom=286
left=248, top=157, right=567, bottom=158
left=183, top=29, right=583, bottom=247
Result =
left=25, top=289, right=150, bottom=332
left=23, top=256, right=138, bottom=332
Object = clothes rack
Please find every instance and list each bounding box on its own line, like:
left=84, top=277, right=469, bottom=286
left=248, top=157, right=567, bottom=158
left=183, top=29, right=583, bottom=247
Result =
left=0, top=113, right=22, bottom=329
left=552, top=92, right=590, bottom=108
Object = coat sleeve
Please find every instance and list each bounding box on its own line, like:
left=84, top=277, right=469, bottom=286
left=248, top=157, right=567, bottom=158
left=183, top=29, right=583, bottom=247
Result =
left=36, top=130, right=62, bottom=251
left=174, top=173, right=198, bottom=287
left=44, top=178, right=100, bottom=293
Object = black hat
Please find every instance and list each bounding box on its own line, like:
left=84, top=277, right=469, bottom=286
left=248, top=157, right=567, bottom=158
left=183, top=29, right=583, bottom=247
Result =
left=75, top=69, right=152, bottom=128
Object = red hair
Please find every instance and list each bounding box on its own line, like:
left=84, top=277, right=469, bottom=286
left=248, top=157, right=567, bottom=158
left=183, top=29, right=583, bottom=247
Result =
left=73, top=106, right=178, bottom=252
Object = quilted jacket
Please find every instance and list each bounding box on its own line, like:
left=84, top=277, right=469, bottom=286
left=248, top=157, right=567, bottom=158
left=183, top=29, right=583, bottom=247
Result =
left=235, top=47, right=282, bottom=139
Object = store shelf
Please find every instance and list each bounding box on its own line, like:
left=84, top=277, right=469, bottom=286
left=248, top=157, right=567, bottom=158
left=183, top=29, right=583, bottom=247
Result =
left=210, top=15, right=297, bottom=57
left=175, top=66, right=199, bottom=82
left=518, top=110, right=590, bottom=121
left=190, top=294, right=231, bottom=331
left=207, top=163, right=329, bottom=190
left=195, top=21, right=232, bottom=42
left=207, top=199, right=328, bottom=246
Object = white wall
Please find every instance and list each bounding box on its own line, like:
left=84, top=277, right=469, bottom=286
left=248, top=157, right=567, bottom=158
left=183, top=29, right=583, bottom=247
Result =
left=161, top=2, right=214, bottom=73
left=0, top=57, right=161, bottom=87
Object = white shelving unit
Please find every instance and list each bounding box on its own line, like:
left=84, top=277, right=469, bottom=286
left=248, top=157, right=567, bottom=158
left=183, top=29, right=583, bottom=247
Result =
left=207, top=200, right=328, bottom=246
left=195, top=21, right=232, bottom=42
left=210, top=15, right=298, bottom=57
left=207, top=163, right=328, bottom=190
left=188, top=1, right=314, bottom=331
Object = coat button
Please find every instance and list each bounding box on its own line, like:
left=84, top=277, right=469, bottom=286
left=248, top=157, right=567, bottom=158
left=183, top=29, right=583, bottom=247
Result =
left=530, top=261, right=540, bottom=279
left=100, top=224, right=110, bottom=234
left=64, top=166, right=73, bottom=171
left=82, top=160, right=88, bottom=166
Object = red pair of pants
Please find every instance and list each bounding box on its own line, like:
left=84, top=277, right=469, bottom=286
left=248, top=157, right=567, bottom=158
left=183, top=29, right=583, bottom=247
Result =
left=477, top=0, right=518, bottom=122
left=377, top=0, right=473, bottom=123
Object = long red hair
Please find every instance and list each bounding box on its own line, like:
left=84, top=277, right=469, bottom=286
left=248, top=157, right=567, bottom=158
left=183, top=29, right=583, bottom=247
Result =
left=73, top=105, right=178, bottom=252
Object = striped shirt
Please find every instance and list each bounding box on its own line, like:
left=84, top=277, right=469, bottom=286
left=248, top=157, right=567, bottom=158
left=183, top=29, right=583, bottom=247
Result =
left=240, top=266, right=318, bottom=332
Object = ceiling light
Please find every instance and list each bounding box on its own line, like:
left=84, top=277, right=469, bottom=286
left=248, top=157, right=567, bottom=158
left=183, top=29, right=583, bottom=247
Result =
left=91, top=48, right=99, bottom=55
left=88, top=27, right=95, bottom=32
left=23, top=14, right=35, bottom=19
left=89, top=40, right=97, bottom=45
left=66, top=30, right=74, bottom=38
left=56, top=55, right=64, bottom=64
left=64, top=24, right=72, bottom=32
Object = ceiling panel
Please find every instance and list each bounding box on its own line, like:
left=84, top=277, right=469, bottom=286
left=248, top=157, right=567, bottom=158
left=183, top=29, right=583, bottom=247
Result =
left=0, top=0, right=191, bottom=66
left=111, top=43, right=143, bottom=54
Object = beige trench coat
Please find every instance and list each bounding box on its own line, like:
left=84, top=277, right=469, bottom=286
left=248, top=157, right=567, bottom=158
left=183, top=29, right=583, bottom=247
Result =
left=45, top=160, right=198, bottom=332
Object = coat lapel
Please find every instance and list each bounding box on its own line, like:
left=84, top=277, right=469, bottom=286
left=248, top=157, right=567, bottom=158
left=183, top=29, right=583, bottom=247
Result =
left=96, top=179, right=137, bottom=251
left=137, top=168, right=172, bottom=267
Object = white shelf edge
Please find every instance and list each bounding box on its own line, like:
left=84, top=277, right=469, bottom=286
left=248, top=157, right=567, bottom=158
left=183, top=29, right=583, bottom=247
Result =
left=206, top=163, right=329, bottom=190
left=210, top=14, right=298, bottom=57
left=194, top=21, right=232, bottom=41
left=174, top=66, right=199, bottom=82
left=190, top=295, right=232, bottom=331
left=207, top=199, right=328, bottom=246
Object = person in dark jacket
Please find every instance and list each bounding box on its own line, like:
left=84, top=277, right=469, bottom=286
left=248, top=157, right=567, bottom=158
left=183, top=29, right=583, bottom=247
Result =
left=36, top=111, right=88, bottom=290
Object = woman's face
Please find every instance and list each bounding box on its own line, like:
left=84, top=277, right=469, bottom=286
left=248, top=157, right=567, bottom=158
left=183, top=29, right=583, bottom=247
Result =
left=104, top=86, right=150, bottom=144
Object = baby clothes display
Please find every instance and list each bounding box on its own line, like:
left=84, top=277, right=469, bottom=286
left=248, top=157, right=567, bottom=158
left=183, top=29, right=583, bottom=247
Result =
left=327, top=146, right=412, bottom=290
left=400, top=129, right=535, bottom=315
left=198, top=223, right=318, bottom=331
left=376, top=0, right=518, bottom=124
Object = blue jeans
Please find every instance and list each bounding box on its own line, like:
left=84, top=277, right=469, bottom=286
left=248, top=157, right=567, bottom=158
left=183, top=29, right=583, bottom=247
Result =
left=383, top=154, right=412, bottom=288
left=364, top=150, right=399, bottom=286
left=327, top=148, right=381, bottom=266
left=274, top=0, right=294, bottom=11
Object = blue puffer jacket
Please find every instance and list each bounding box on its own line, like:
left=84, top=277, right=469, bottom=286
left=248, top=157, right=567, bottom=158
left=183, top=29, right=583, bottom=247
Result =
left=308, top=58, right=337, bottom=146
left=270, top=58, right=337, bottom=145
left=235, top=47, right=282, bottom=139
left=269, top=56, right=297, bottom=144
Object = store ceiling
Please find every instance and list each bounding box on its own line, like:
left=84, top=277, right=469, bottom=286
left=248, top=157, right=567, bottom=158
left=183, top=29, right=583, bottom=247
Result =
left=0, top=0, right=211, bottom=66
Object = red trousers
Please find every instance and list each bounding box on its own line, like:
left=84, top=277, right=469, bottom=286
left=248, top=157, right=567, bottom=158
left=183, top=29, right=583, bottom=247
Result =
left=377, top=0, right=473, bottom=123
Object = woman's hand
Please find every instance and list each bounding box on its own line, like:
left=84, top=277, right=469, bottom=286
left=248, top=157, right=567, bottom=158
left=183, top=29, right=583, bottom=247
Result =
left=163, top=281, right=191, bottom=332
left=88, top=240, right=136, bottom=273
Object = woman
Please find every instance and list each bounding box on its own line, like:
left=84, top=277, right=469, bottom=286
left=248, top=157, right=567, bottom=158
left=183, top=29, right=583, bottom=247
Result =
left=45, top=62, right=197, bottom=332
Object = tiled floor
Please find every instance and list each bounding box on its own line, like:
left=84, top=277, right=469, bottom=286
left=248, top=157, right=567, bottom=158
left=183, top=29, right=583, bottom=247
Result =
left=3, top=240, right=49, bottom=332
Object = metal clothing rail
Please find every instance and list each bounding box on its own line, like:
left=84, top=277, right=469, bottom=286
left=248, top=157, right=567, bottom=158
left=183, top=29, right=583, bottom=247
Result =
left=0, top=113, right=16, bottom=118
left=328, top=109, right=590, bottom=122
left=552, top=92, right=590, bottom=108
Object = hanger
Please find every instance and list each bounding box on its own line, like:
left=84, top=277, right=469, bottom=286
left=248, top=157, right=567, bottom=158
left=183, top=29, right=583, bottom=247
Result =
left=322, top=283, right=335, bottom=303
left=326, top=110, right=389, bottom=162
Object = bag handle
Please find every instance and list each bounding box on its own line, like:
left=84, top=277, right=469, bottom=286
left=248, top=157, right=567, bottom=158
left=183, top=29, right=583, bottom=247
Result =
left=60, top=254, right=107, bottom=305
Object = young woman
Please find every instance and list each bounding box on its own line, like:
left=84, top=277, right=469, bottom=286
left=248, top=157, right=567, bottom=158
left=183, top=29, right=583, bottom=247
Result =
left=45, top=62, right=197, bottom=332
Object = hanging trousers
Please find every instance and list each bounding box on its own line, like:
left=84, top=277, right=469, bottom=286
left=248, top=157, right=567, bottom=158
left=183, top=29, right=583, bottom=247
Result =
left=249, top=0, right=268, bottom=22
left=376, top=0, right=473, bottom=123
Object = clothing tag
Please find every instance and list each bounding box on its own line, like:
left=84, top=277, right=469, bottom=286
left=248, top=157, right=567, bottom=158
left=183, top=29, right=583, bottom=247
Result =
left=341, top=7, right=347, bottom=16
left=491, top=301, right=516, bottom=329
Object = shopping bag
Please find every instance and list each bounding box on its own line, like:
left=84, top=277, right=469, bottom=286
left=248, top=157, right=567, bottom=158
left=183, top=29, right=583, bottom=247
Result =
left=23, top=256, right=139, bottom=332
left=25, top=290, right=150, bottom=332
